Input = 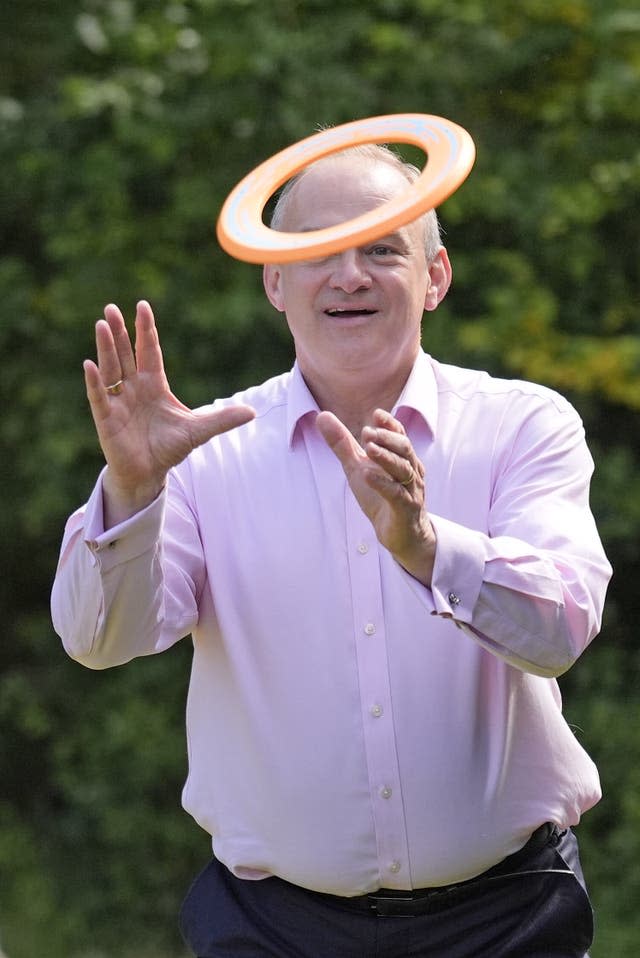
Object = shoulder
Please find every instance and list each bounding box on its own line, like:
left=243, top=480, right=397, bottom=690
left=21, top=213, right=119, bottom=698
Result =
left=429, top=357, right=576, bottom=417
left=213, top=369, right=293, bottom=420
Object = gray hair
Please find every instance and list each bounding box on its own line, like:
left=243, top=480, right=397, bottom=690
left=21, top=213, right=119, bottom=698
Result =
left=270, top=142, right=443, bottom=263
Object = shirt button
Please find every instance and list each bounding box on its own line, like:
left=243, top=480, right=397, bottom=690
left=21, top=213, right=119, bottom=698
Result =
left=448, top=592, right=461, bottom=607
left=380, top=786, right=393, bottom=799
left=364, top=622, right=376, bottom=636
left=389, top=861, right=402, bottom=874
left=370, top=704, right=383, bottom=718
left=357, top=543, right=369, bottom=555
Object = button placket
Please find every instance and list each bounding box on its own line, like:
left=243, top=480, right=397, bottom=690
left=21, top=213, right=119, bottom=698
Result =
left=344, top=488, right=411, bottom=886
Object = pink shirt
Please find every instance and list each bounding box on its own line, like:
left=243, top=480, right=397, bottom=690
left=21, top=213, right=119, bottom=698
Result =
left=51, top=351, right=611, bottom=895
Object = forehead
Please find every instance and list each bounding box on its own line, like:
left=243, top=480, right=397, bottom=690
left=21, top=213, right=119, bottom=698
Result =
left=281, top=156, right=413, bottom=232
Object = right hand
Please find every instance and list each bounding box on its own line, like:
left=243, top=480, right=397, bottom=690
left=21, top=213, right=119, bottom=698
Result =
left=84, top=300, right=255, bottom=526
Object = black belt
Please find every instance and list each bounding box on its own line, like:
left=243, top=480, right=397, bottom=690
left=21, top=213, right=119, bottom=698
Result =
left=304, top=823, right=562, bottom=918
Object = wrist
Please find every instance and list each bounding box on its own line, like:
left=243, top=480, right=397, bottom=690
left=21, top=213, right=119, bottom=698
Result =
left=396, top=518, right=437, bottom=588
left=102, top=469, right=166, bottom=529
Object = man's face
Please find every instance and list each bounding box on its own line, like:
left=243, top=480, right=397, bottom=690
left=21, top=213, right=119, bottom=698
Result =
left=263, top=156, right=447, bottom=391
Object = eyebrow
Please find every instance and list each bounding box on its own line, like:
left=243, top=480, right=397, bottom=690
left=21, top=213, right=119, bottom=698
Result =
left=369, top=231, right=405, bottom=244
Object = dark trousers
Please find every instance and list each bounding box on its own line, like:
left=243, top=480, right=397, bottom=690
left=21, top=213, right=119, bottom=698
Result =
left=179, top=827, right=594, bottom=958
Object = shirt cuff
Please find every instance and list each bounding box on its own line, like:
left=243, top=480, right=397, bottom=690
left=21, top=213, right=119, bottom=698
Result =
left=427, top=514, right=486, bottom=621
left=83, top=467, right=166, bottom=573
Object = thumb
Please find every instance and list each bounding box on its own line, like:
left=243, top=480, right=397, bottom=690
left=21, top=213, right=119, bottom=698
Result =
left=190, top=404, right=256, bottom=448
left=316, top=411, right=364, bottom=471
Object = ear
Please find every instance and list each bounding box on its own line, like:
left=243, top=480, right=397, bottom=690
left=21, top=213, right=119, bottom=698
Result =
left=263, top=264, right=286, bottom=312
left=424, top=247, right=452, bottom=312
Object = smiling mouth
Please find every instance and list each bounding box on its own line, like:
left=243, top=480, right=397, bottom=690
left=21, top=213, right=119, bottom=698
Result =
left=324, top=308, right=378, bottom=318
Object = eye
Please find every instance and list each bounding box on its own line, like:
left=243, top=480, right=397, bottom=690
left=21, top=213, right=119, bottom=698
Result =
left=369, top=245, right=393, bottom=256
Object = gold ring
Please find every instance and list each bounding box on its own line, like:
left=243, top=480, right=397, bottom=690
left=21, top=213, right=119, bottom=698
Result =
left=399, top=473, right=413, bottom=487
left=106, top=379, right=124, bottom=396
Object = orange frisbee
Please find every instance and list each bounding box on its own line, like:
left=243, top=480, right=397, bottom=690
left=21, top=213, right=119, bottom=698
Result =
left=216, top=113, right=475, bottom=264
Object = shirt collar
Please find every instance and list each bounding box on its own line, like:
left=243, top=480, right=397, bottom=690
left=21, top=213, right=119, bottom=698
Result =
left=287, top=363, right=321, bottom=447
left=392, top=350, right=438, bottom=439
left=286, top=350, right=438, bottom=448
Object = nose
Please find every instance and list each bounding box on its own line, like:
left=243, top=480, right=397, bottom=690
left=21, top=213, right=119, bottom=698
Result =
left=328, top=249, right=372, bottom=293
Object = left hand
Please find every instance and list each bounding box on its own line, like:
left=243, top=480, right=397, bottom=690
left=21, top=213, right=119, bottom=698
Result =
left=316, top=408, right=436, bottom=586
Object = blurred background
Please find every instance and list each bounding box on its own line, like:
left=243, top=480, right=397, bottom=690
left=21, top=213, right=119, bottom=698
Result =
left=1, top=0, right=639, bottom=955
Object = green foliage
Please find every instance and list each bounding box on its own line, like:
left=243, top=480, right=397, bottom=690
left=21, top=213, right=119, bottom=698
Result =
left=1, top=0, right=639, bottom=954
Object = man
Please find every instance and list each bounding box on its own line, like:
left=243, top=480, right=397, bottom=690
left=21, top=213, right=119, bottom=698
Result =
left=51, top=144, right=611, bottom=958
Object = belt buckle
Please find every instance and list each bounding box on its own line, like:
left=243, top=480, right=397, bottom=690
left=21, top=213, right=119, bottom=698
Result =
left=367, top=891, right=422, bottom=918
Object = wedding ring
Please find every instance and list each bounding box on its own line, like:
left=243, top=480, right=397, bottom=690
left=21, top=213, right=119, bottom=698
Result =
left=106, top=379, right=124, bottom=396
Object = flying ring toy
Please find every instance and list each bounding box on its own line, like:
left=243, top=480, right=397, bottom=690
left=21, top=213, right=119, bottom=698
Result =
left=216, top=113, right=475, bottom=264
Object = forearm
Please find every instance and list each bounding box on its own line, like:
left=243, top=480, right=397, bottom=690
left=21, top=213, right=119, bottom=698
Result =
left=51, top=472, right=198, bottom=668
left=423, top=514, right=611, bottom=677
left=51, top=531, right=162, bottom=669
left=460, top=579, right=601, bottom=678
left=51, top=513, right=109, bottom=666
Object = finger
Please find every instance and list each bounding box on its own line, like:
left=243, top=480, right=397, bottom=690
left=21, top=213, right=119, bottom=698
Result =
left=83, top=358, right=112, bottom=422
left=103, top=303, right=136, bottom=380
left=95, top=318, right=124, bottom=388
left=361, top=425, right=412, bottom=460
left=364, top=438, right=416, bottom=486
left=368, top=412, right=426, bottom=475
left=368, top=410, right=420, bottom=475
left=372, top=408, right=406, bottom=434
left=134, top=300, right=166, bottom=376
left=362, top=422, right=424, bottom=481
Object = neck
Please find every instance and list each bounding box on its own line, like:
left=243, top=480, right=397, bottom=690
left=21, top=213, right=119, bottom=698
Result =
left=300, top=358, right=415, bottom=438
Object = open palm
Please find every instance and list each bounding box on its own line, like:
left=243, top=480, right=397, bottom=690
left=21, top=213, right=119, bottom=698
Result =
left=84, top=301, right=255, bottom=520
